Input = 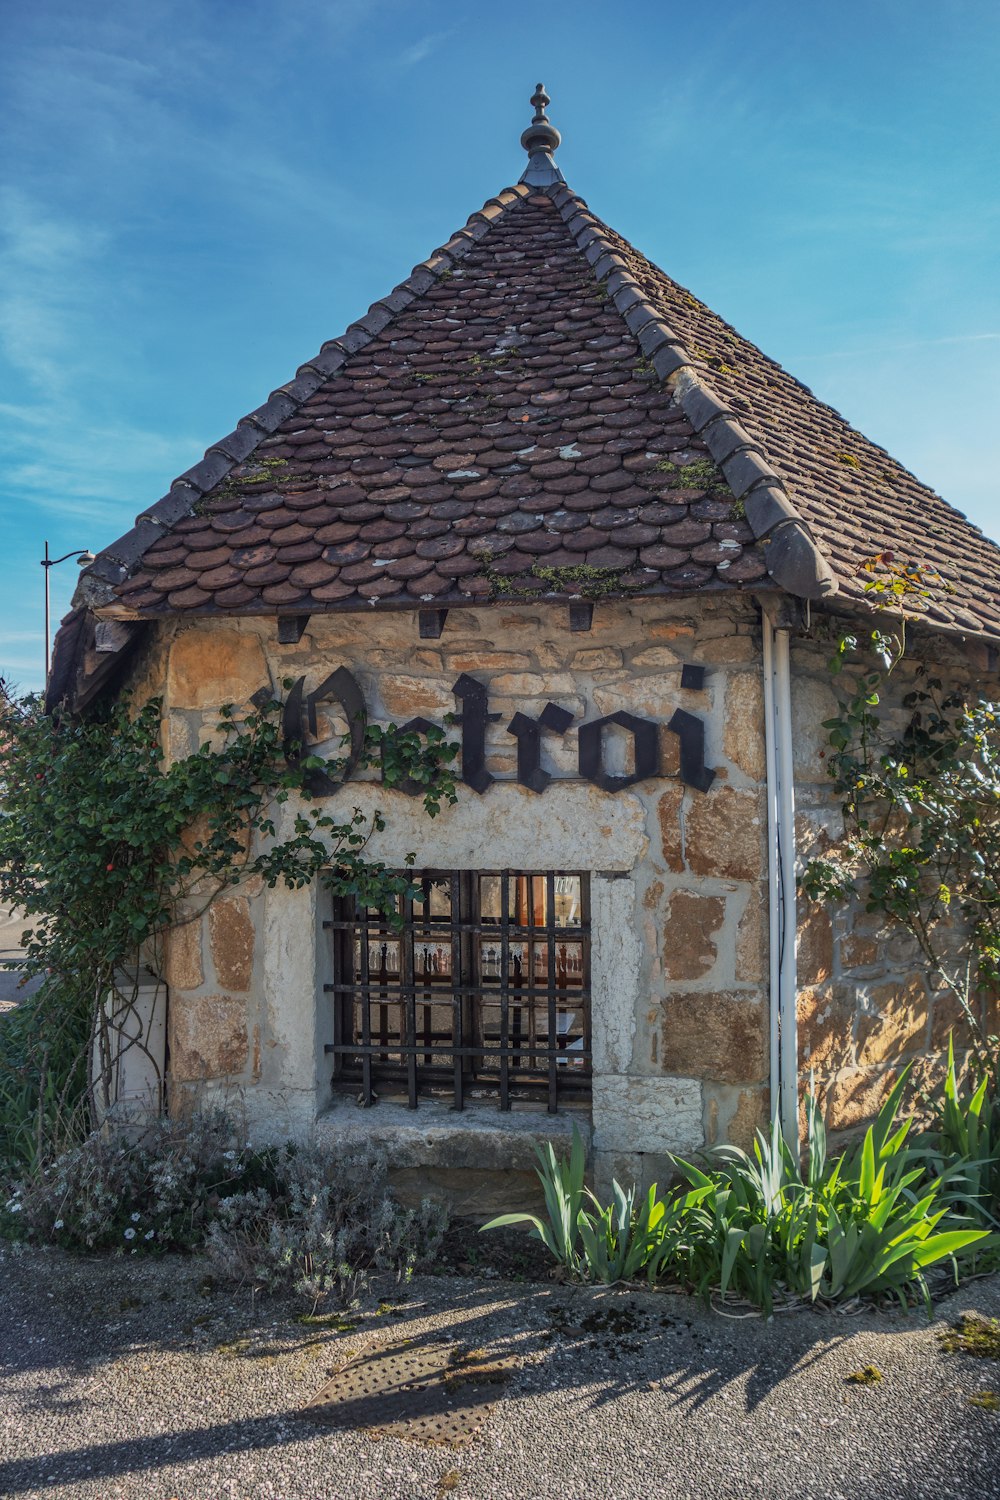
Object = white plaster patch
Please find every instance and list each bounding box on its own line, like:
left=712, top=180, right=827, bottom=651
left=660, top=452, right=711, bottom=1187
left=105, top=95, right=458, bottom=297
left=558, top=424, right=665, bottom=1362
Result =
left=591, top=1075, right=703, bottom=1156
left=287, top=781, right=648, bottom=872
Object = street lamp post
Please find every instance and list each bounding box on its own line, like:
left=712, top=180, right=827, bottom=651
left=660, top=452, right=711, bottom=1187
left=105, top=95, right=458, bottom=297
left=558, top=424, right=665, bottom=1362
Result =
left=41, top=541, right=95, bottom=683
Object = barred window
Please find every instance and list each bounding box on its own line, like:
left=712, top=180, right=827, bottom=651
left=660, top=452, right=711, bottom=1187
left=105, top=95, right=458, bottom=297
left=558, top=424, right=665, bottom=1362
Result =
left=325, top=871, right=591, bottom=1112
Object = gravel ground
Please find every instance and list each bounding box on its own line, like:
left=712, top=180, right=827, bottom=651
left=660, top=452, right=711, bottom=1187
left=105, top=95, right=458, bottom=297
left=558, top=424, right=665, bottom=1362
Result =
left=2, top=1245, right=999, bottom=1500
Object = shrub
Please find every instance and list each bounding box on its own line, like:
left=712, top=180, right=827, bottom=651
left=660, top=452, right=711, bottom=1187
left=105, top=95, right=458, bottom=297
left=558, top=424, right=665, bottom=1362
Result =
left=205, top=1145, right=447, bottom=1307
left=3, top=1110, right=280, bottom=1251
left=2, top=1111, right=447, bottom=1308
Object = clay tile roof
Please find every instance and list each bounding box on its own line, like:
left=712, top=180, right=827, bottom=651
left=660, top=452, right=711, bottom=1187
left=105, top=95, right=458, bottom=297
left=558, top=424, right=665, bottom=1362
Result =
left=65, top=91, right=1000, bottom=689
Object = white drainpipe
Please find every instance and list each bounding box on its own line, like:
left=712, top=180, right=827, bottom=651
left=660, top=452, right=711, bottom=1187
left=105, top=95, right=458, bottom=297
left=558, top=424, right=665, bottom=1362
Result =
left=762, top=611, right=800, bottom=1149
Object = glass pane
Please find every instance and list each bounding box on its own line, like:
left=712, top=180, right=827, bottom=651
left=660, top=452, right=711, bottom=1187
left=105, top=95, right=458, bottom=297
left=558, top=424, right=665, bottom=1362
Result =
left=511, top=875, right=544, bottom=928
left=479, top=875, right=502, bottom=924
left=479, top=939, right=503, bottom=980
left=412, top=877, right=452, bottom=921
left=507, top=942, right=528, bottom=986
left=355, top=938, right=400, bottom=980
left=555, top=941, right=584, bottom=985
left=553, top=876, right=582, bottom=927
left=414, top=940, right=452, bottom=979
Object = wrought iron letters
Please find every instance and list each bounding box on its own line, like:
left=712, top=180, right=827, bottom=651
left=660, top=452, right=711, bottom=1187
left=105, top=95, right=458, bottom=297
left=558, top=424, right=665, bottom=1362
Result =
left=280, top=668, right=714, bottom=796
left=282, top=666, right=367, bottom=797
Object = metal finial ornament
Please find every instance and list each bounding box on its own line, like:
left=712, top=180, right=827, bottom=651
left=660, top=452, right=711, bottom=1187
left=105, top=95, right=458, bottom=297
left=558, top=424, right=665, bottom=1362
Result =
left=519, top=82, right=565, bottom=188
left=530, top=84, right=551, bottom=123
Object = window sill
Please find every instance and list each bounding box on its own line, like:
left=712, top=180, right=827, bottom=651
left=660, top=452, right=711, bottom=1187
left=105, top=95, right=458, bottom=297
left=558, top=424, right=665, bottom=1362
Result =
left=315, top=1094, right=591, bottom=1174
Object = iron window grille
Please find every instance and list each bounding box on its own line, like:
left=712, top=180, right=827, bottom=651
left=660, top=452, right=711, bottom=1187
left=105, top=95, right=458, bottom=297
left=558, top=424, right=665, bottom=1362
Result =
left=324, top=871, right=591, bottom=1112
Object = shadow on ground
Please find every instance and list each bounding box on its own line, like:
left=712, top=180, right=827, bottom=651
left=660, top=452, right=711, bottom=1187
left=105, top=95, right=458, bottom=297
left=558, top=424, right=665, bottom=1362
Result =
left=0, top=1242, right=914, bottom=1496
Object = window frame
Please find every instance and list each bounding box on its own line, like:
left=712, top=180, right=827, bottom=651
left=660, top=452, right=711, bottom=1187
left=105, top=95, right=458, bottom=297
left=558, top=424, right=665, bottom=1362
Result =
left=324, top=869, right=592, bottom=1113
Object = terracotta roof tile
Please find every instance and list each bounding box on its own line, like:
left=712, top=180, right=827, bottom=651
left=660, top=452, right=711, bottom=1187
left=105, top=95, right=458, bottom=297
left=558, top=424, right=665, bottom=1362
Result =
left=65, top=175, right=1000, bottom=649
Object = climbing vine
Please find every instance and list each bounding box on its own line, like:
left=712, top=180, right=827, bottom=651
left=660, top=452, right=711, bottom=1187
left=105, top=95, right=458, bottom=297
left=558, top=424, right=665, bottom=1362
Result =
left=800, top=565, right=1000, bottom=1064
left=0, top=683, right=457, bottom=1171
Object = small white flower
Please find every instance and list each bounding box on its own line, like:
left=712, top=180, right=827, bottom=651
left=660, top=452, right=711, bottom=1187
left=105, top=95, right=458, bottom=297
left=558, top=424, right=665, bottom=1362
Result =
left=130, top=1211, right=141, bottom=1222
left=223, top=1150, right=236, bottom=1161
left=54, top=1219, right=64, bottom=1230
left=8, top=1203, right=22, bottom=1214
left=144, top=1229, right=155, bottom=1241
left=124, top=1227, right=136, bottom=1240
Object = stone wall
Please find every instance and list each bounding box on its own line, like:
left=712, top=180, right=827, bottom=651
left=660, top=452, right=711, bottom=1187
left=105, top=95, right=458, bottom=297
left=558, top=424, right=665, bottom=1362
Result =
left=148, top=594, right=772, bottom=1187
left=790, top=622, right=999, bottom=1142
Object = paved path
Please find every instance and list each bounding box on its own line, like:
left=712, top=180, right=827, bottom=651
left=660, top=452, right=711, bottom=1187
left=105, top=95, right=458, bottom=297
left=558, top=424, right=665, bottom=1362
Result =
left=1, top=1247, right=999, bottom=1499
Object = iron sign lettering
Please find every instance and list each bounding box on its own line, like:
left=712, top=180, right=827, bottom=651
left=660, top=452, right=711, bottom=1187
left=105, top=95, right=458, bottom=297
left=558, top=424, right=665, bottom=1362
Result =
left=279, top=669, right=715, bottom=796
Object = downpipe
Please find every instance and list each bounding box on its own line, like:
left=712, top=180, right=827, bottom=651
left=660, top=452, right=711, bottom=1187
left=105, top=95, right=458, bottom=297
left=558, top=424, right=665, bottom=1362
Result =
left=762, top=611, right=800, bottom=1150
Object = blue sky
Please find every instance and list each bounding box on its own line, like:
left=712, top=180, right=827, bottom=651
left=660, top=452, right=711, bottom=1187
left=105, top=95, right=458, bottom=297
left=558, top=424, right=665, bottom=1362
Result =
left=2, top=0, right=998, bottom=694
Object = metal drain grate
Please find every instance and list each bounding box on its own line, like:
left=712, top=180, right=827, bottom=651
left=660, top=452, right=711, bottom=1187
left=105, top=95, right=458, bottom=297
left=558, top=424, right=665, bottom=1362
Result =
left=302, top=1338, right=515, bottom=1447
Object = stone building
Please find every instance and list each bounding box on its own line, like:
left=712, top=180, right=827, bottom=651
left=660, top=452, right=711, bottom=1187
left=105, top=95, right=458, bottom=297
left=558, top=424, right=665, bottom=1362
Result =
left=49, top=89, right=1000, bottom=1208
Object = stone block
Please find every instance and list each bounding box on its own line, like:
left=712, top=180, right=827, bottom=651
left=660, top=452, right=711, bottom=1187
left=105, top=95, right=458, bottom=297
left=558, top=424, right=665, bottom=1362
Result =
left=165, top=919, right=204, bottom=992
left=368, top=648, right=442, bottom=670
left=727, top=1087, right=768, bottom=1150
left=794, top=808, right=842, bottom=861
left=736, top=882, right=768, bottom=985
left=168, top=629, right=268, bottom=709
left=592, top=1150, right=647, bottom=1202
left=705, top=1085, right=769, bottom=1151
left=388, top=1166, right=542, bottom=1220
left=490, top=672, right=576, bottom=697
left=592, top=1074, right=703, bottom=1156
left=377, top=675, right=455, bottom=718
left=630, top=646, right=682, bottom=667
left=685, top=785, right=765, bottom=881
left=796, top=901, right=834, bottom=985
left=657, top=784, right=685, bottom=872
left=445, top=651, right=533, bottom=672
left=316, top=1096, right=590, bottom=1174
left=856, top=976, right=929, bottom=1064
left=930, top=990, right=979, bottom=1049
left=723, top=672, right=766, bottom=781
left=791, top=675, right=840, bottom=782
left=571, top=647, right=624, bottom=669
left=840, top=929, right=880, bottom=969
left=655, top=726, right=681, bottom=778
left=662, top=891, right=726, bottom=980
left=697, top=636, right=757, bottom=664
left=798, top=986, right=855, bottom=1072
left=826, top=1066, right=899, bottom=1133
left=209, top=896, right=255, bottom=992
left=169, top=992, right=248, bottom=1081
left=661, top=991, right=768, bottom=1085
left=593, top=673, right=683, bottom=717
left=161, top=712, right=194, bottom=767
left=645, top=619, right=696, bottom=641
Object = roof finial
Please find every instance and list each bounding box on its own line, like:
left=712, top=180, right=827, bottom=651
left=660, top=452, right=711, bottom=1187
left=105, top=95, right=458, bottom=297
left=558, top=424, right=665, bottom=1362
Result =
left=519, top=82, right=565, bottom=189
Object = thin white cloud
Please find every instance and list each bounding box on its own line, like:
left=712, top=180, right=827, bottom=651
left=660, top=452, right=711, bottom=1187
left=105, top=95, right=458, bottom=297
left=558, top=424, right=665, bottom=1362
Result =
left=1, top=409, right=201, bottom=524
left=0, top=191, right=109, bottom=397
left=395, top=31, right=452, bottom=69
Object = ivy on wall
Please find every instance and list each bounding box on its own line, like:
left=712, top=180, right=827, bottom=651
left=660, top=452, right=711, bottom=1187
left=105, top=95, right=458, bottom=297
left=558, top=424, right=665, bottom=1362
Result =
left=801, top=606, right=1000, bottom=1070
left=0, top=683, right=457, bottom=1172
